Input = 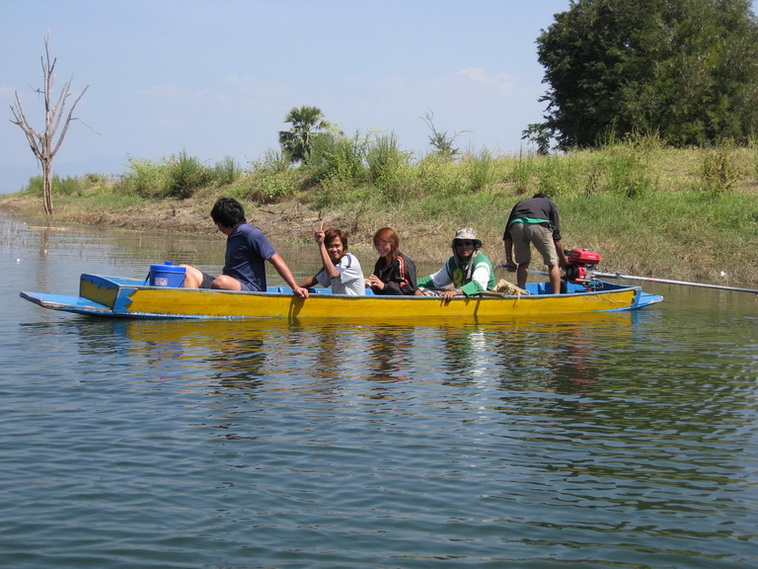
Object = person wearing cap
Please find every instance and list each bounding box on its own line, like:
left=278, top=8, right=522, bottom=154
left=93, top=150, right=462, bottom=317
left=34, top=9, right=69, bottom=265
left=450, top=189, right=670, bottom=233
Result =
left=502, top=192, right=569, bottom=294
left=417, top=227, right=496, bottom=300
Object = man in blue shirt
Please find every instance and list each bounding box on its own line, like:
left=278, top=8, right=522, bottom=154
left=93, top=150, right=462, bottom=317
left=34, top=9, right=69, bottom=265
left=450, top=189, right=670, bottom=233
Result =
left=183, top=198, right=308, bottom=298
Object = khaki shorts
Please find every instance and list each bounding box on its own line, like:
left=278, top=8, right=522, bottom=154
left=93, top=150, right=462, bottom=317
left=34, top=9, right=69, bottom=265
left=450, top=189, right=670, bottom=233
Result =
left=509, top=222, right=559, bottom=267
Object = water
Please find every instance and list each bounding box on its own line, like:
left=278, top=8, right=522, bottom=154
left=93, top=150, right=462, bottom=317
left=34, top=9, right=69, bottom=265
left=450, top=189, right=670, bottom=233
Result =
left=1, top=211, right=757, bottom=568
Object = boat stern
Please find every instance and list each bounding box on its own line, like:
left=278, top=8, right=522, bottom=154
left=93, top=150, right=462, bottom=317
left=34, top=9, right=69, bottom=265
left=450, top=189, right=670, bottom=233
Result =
left=634, top=288, right=664, bottom=309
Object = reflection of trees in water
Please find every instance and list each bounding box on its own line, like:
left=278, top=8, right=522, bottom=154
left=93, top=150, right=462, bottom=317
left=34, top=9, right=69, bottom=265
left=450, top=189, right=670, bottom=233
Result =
left=438, top=325, right=492, bottom=385
left=363, top=324, right=416, bottom=400
left=484, top=309, right=757, bottom=482
left=116, top=319, right=275, bottom=395
left=491, top=315, right=641, bottom=394
left=294, top=322, right=351, bottom=401
left=488, top=316, right=635, bottom=427
left=211, top=337, right=266, bottom=391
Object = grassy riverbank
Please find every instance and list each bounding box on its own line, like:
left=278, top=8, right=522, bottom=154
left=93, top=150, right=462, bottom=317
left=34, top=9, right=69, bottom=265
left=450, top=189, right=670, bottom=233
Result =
left=2, top=139, right=757, bottom=288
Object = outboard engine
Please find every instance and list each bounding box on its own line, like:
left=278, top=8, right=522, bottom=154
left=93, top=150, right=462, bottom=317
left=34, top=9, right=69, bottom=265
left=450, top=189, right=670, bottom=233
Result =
left=564, top=249, right=601, bottom=284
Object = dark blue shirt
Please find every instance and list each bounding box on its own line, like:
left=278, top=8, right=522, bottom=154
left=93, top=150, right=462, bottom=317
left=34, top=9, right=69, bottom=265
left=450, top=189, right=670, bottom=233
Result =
left=223, top=223, right=276, bottom=291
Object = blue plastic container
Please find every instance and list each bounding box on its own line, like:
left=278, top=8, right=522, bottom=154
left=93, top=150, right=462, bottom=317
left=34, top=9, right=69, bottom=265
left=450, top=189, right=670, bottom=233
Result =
left=148, top=262, right=186, bottom=287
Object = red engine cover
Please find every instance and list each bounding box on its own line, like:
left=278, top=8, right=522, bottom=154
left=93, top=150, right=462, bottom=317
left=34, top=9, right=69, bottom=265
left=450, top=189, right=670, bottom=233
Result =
left=566, top=249, right=601, bottom=265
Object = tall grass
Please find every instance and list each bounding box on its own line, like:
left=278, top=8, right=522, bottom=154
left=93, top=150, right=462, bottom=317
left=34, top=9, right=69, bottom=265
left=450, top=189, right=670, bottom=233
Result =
left=465, top=150, right=494, bottom=192
left=699, top=141, right=741, bottom=194
left=511, top=151, right=537, bottom=195
left=19, top=136, right=757, bottom=207
left=414, top=154, right=466, bottom=197
left=366, top=133, right=413, bottom=201
left=213, top=156, right=244, bottom=186
left=310, top=131, right=367, bottom=184
left=25, top=175, right=88, bottom=196
left=165, top=151, right=213, bottom=198
left=7, top=137, right=757, bottom=284
left=558, top=190, right=756, bottom=283
left=117, top=151, right=215, bottom=198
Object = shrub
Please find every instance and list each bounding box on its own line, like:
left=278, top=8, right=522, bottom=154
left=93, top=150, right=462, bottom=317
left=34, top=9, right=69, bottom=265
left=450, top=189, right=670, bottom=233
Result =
left=699, top=141, right=740, bottom=194
left=25, top=175, right=86, bottom=196
left=313, top=176, right=358, bottom=210
left=84, top=173, right=108, bottom=185
left=213, top=156, right=243, bottom=186
left=251, top=149, right=291, bottom=173
left=465, top=150, right=494, bottom=192
left=117, top=156, right=164, bottom=197
left=56, top=175, right=85, bottom=196
left=366, top=133, right=413, bottom=201
left=310, top=131, right=367, bottom=184
left=510, top=151, right=538, bottom=195
left=165, top=151, right=213, bottom=198
left=117, top=152, right=213, bottom=199
left=414, top=154, right=465, bottom=198
left=244, top=170, right=299, bottom=203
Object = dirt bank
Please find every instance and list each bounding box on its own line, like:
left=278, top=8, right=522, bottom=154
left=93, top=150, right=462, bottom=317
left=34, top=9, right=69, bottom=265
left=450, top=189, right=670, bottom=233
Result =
left=1, top=194, right=329, bottom=243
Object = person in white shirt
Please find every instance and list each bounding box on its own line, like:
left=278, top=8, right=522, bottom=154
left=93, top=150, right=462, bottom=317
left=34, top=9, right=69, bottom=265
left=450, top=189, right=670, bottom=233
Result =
left=299, top=223, right=365, bottom=295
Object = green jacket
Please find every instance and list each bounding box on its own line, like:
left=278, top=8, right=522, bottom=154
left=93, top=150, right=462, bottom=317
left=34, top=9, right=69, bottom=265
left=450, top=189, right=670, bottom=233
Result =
left=417, top=251, right=495, bottom=296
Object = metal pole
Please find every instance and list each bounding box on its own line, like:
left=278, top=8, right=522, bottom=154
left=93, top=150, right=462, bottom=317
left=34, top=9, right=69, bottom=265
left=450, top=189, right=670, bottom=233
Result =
left=498, top=265, right=757, bottom=294
left=590, top=271, right=758, bottom=294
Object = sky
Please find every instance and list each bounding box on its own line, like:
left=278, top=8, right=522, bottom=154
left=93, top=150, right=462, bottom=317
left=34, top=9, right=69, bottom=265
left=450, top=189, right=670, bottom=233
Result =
left=1, top=0, right=584, bottom=194
left=3, top=0, right=751, bottom=196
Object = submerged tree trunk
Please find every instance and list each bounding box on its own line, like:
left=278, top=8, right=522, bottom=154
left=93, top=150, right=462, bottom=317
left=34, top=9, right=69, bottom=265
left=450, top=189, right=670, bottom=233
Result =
left=41, top=159, right=53, bottom=216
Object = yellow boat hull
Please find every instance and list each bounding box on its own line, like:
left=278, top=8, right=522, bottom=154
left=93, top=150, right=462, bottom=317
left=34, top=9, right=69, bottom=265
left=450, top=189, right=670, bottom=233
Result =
left=19, top=274, right=663, bottom=320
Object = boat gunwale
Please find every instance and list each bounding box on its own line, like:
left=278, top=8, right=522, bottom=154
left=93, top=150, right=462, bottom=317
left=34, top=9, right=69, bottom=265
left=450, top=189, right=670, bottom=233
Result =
left=96, top=275, right=646, bottom=301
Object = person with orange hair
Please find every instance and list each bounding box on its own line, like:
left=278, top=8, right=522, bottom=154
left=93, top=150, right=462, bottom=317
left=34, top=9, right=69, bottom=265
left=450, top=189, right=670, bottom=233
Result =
left=365, top=227, right=420, bottom=295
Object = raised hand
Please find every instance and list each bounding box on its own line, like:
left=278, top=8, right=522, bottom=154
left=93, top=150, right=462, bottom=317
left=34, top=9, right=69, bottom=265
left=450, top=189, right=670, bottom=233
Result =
left=314, top=221, right=326, bottom=245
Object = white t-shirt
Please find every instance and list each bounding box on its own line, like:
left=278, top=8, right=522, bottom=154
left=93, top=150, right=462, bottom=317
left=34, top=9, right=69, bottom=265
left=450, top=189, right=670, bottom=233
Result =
left=315, top=252, right=365, bottom=295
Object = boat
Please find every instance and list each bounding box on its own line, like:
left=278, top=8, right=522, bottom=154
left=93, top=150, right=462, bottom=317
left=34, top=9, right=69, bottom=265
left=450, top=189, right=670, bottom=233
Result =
left=19, top=272, right=663, bottom=320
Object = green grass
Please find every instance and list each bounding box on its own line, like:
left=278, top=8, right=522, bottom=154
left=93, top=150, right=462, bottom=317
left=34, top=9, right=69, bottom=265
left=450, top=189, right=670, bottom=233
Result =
left=3, top=137, right=757, bottom=287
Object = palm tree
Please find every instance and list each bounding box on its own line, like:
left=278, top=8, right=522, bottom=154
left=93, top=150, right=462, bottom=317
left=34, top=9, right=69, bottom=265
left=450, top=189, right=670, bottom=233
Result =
left=278, top=105, right=333, bottom=165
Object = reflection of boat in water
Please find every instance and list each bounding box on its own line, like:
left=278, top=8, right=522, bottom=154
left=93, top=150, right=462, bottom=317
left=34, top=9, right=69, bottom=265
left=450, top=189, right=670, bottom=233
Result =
left=20, top=273, right=663, bottom=321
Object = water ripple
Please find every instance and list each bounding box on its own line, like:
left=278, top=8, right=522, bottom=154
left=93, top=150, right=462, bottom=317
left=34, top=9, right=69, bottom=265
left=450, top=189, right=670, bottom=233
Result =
left=2, top=216, right=757, bottom=568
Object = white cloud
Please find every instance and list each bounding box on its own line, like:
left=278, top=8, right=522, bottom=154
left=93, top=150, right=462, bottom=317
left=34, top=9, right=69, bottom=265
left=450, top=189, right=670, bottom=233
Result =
left=457, top=67, right=518, bottom=95
left=138, top=84, right=188, bottom=99
left=0, top=86, right=16, bottom=102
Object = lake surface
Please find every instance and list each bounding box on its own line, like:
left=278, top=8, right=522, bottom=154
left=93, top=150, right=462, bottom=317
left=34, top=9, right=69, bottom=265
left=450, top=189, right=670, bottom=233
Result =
left=1, top=211, right=756, bottom=569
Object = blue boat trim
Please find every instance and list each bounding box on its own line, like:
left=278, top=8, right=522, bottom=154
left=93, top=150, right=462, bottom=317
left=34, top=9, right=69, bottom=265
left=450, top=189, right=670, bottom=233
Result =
left=20, top=290, right=116, bottom=316
left=20, top=273, right=664, bottom=320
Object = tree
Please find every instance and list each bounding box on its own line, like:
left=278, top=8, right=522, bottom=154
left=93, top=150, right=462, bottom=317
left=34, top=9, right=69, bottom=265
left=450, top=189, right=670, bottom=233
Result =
left=525, top=0, right=758, bottom=149
left=10, top=36, right=88, bottom=215
left=278, top=105, right=335, bottom=165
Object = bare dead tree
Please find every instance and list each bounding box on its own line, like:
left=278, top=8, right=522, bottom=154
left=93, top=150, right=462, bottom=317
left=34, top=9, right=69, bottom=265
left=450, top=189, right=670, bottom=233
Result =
left=9, top=36, right=88, bottom=216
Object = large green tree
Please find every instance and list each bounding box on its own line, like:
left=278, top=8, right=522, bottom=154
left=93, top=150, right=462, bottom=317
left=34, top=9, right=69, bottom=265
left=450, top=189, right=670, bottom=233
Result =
left=526, top=0, right=758, bottom=149
left=278, top=105, right=334, bottom=165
